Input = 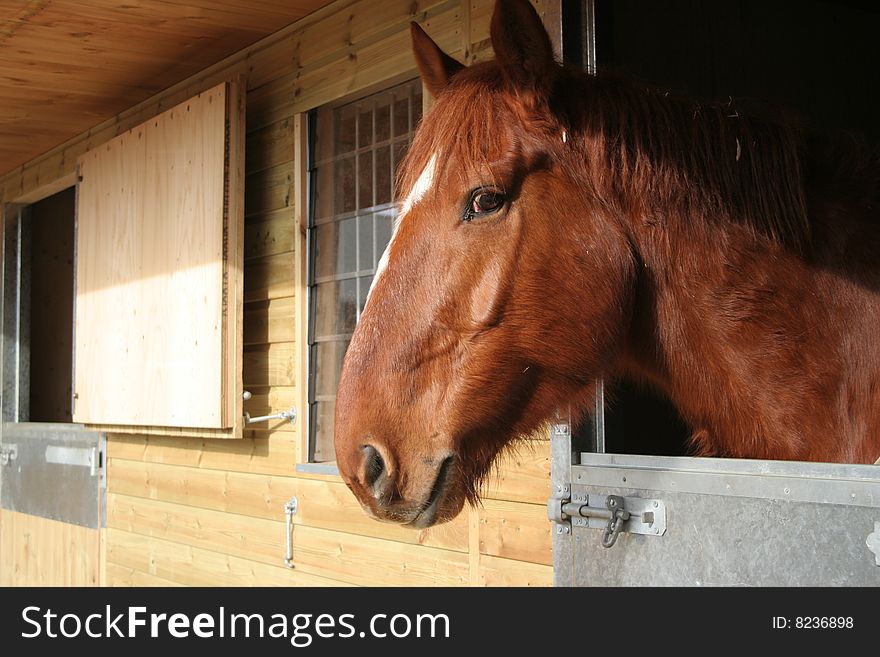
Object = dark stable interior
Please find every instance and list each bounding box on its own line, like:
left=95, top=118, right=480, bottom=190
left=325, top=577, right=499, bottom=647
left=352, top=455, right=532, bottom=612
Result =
left=565, top=0, right=880, bottom=456
left=28, top=187, right=76, bottom=423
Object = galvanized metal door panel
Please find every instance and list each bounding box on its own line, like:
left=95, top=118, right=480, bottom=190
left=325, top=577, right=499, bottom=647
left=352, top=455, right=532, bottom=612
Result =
left=0, top=423, right=105, bottom=528
left=552, top=447, right=880, bottom=586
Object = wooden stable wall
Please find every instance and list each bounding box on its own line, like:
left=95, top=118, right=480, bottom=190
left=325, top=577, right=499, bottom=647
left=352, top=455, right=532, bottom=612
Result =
left=0, top=509, right=103, bottom=586
left=0, top=0, right=558, bottom=587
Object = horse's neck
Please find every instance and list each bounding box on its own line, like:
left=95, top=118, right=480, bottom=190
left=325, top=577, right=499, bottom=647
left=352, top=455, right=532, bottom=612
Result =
left=621, top=223, right=880, bottom=462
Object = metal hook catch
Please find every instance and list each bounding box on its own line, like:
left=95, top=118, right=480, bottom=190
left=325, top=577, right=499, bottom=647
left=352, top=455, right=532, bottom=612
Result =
left=601, top=495, right=630, bottom=548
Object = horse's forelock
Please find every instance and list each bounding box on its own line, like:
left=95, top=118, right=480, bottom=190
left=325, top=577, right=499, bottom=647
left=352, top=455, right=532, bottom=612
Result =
left=398, top=63, right=552, bottom=203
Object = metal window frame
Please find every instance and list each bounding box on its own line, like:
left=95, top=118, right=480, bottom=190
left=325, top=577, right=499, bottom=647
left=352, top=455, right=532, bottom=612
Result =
left=2, top=202, right=31, bottom=424
left=304, top=79, right=422, bottom=464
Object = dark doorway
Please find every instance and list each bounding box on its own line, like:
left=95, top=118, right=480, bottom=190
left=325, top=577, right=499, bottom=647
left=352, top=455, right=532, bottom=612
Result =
left=568, top=0, right=880, bottom=456
left=28, top=187, right=76, bottom=423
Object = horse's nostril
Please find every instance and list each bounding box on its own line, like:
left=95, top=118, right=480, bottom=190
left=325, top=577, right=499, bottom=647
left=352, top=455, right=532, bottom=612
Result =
left=361, top=444, right=386, bottom=492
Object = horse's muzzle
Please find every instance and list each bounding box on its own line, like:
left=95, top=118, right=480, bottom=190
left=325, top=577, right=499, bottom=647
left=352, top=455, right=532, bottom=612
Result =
left=346, top=443, right=460, bottom=528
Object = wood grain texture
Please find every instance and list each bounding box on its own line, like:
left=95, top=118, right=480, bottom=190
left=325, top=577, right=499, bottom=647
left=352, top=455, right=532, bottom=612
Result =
left=107, top=492, right=468, bottom=585
left=107, top=458, right=468, bottom=552
left=481, top=439, right=551, bottom=504
left=243, top=343, right=297, bottom=387
left=244, top=297, right=297, bottom=345
left=0, top=509, right=102, bottom=586
left=108, top=429, right=299, bottom=475
left=244, top=161, right=294, bottom=218
left=478, top=554, right=552, bottom=587
left=106, top=562, right=183, bottom=587
left=245, top=118, right=294, bottom=175
left=0, top=1, right=466, bottom=205
left=479, top=499, right=552, bottom=565
left=245, top=211, right=297, bottom=261
left=3, top=0, right=562, bottom=587
left=74, top=83, right=241, bottom=433
left=244, top=252, right=296, bottom=302
left=106, top=528, right=350, bottom=587
left=0, top=0, right=337, bottom=177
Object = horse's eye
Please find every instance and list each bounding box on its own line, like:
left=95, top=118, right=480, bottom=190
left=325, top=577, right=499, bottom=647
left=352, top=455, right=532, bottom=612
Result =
left=464, top=189, right=506, bottom=221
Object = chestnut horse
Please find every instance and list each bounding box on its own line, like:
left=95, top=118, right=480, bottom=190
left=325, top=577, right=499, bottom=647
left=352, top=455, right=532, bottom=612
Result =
left=334, top=0, right=880, bottom=528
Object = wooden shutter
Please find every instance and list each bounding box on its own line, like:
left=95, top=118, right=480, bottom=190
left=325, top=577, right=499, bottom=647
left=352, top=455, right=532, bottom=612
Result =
left=74, top=81, right=244, bottom=438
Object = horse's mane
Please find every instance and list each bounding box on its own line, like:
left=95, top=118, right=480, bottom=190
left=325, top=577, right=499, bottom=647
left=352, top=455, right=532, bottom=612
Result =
left=402, top=61, right=878, bottom=251
left=571, top=70, right=815, bottom=248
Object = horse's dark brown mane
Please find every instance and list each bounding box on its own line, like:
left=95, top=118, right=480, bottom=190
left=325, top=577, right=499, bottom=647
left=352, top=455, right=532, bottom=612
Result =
left=570, top=68, right=815, bottom=248
left=401, top=60, right=879, bottom=251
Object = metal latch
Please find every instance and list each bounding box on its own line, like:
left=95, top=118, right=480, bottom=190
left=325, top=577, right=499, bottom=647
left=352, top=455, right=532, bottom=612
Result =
left=549, top=490, right=667, bottom=548
left=245, top=407, right=297, bottom=425
left=243, top=390, right=297, bottom=426
left=0, top=445, right=17, bottom=466
left=284, top=496, right=298, bottom=568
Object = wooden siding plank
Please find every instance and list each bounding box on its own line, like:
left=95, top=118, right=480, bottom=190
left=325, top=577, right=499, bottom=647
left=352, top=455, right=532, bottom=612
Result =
left=244, top=297, right=296, bottom=345
left=244, top=161, right=294, bottom=217
left=106, top=528, right=351, bottom=587
left=108, top=491, right=469, bottom=587
left=108, top=430, right=298, bottom=475
left=106, top=562, right=184, bottom=587
left=106, top=459, right=468, bottom=552
left=0, top=509, right=101, bottom=586
left=107, top=521, right=470, bottom=587
left=245, top=118, right=294, bottom=174
left=108, top=493, right=287, bottom=568
left=288, top=7, right=462, bottom=115
left=245, top=0, right=455, bottom=91
left=244, top=252, right=296, bottom=302
left=243, top=343, right=297, bottom=387
left=481, top=440, right=551, bottom=504
left=479, top=499, right=552, bottom=566
left=244, top=210, right=296, bottom=261
left=478, top=554, right=553, bottom=587
left=291, top=525, right=469, bottom=587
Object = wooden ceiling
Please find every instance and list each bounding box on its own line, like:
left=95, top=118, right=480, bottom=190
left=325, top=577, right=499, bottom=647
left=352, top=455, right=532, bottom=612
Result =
left=0, top=0, right=336, bottom=178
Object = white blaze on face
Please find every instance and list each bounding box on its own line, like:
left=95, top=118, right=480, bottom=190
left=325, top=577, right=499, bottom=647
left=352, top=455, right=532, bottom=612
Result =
left=399, top=153, right=437, bottom=216
left=365, top=154, right=437, bottom=304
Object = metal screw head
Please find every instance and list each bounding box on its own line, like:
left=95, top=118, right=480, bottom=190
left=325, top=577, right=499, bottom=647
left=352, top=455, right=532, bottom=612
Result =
left=285, top=496, right=298, bottom=515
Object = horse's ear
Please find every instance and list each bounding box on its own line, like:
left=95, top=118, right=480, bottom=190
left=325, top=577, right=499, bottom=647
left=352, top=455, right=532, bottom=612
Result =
left=411, top=22, right=465, bottom=97
left=490, top=0, right=557, bottom=95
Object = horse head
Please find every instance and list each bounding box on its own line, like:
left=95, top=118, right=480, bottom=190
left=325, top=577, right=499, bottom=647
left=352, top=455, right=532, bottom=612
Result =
left=333, top=0, right=636, bottom=527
